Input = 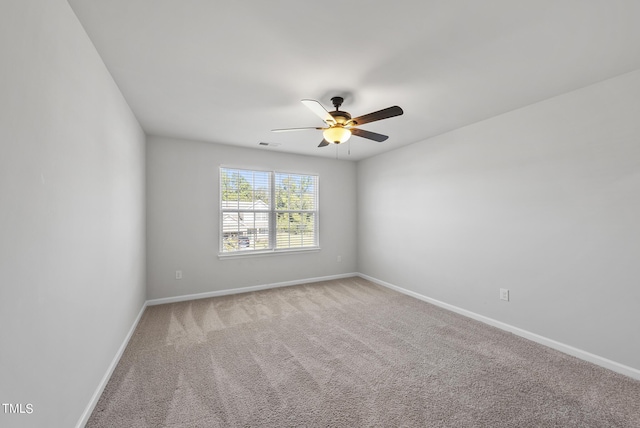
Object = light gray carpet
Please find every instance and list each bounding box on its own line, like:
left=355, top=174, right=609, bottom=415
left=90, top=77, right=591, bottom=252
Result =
left=87, top=277, right=640, bottom=427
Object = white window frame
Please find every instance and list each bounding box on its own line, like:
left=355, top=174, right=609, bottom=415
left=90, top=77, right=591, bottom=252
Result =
left=219, top=167, right=319, bottom=258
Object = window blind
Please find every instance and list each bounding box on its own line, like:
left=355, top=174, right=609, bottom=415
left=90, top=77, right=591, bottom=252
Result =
left=220, top=168, right=318, bottom=254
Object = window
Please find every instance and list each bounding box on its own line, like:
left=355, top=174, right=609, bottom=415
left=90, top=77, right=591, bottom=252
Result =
left=220, top=167, right=318, bottom=254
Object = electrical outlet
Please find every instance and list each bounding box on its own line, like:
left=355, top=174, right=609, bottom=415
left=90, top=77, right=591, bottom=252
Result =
left=500, top=288, right=509, bottom=301
left=175, top=270, right=183, bottom=280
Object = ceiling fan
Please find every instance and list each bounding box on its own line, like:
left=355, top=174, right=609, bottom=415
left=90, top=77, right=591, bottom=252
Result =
left=272, top=97, right=403, bottom=147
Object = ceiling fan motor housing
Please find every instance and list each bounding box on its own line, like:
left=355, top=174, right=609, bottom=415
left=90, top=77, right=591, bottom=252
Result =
left=330, top=110, right=351, bottom=124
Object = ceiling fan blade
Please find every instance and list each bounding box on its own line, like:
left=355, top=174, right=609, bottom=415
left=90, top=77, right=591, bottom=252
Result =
left=301, top=99, right=336, bottom=125
left=350, top=128, right=389, bottom=142
left=351, top=106, right=403, bottom=126
left=318, top=139, right=330, bottom=147
left=271, top=127, right=323, bottom=132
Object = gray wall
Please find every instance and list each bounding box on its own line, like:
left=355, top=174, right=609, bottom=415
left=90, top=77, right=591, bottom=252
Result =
left=146, top=136, right=357, bottom=300
left=0, top=1, right=146, bottom=427
left=358, top=70, right=640, bottom=371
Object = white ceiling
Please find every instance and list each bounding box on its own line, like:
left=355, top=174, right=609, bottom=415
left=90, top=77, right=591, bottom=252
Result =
left=68, top=0, right=640, bottom=161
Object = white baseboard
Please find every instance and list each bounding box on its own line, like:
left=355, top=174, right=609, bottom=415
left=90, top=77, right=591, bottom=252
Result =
left=76, top=302, right=148, bottom=428
left=358, top=273, right=640, bottom=381
left=146, top=272, right=359, bottom=306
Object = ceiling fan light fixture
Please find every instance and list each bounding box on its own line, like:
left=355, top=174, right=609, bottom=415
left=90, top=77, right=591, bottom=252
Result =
left=323, top=126, right=351, bottom=144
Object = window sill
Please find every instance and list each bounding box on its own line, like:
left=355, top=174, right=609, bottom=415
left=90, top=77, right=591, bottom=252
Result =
left=218, top=247, right=321, bottom=260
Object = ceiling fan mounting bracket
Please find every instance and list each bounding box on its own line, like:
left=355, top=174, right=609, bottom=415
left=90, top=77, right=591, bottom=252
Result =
left=330, top=96, right=344, bottom=110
